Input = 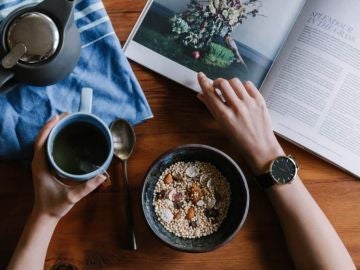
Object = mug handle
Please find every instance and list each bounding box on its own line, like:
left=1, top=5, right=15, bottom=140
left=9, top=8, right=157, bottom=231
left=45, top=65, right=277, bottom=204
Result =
left=79, top=87, right=93, bottom=114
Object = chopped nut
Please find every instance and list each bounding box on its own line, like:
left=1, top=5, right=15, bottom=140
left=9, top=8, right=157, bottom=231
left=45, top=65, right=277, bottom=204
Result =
left=205, top=197, right=216, bottom=208
left=173, top=192, right=183, bottom=202
left=192, top=184, right=202, bottom=194
left=156, top=190, right=166, bottom=200
left=189, top=184, right=203, bottom=204
left=174, top=201, right=183, bottom=210
left=164, top=174, right=173, bottom=185
left=200, top=174, right=208, bottom=182
left=196, top=200, right=205, bottom=207
left=185, top=166, right=199, bottom=178
left=160, top=208, right=173, bottom=223
left=168, top=189, right=176, bottom=200
left=173, top=173, right=183, bottom=182
left=174, top=212, right=181, bottom=220
left=189, top=221, right=197, bottom=228
left=186, top=207, right=195, bottom=220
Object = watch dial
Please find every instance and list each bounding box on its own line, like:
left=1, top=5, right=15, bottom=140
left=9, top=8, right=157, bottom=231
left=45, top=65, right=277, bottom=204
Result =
left=270, top=157, right=297, bottom=184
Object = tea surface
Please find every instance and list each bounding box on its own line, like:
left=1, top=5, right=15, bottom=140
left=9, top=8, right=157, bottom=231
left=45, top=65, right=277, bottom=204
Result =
left=53, top=121, right=109, bottom=175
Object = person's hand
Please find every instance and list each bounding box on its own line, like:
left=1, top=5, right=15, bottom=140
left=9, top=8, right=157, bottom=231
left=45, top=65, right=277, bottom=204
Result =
left=197, top=72, right=285, bottom=174
left=31, top=115, right=107, bottom=220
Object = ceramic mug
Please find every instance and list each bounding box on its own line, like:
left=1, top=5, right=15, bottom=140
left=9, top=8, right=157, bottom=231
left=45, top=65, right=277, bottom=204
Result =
left=46, top=88, right=113, bottom=181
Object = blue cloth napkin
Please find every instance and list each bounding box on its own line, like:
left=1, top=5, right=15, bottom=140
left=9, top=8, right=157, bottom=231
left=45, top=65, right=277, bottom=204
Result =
left=0, top=0, right=153, bottom=160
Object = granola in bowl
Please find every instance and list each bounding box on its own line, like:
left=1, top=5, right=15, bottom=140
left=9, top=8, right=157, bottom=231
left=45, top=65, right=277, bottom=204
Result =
left=153, top=161, right=231, bottom=239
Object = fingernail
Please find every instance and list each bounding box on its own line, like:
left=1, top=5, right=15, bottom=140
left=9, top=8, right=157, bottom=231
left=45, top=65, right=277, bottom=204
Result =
left=198, top=72, right=206, bottom=79
left=59, top=112, right=69, bottom=120
left=97, top=174, right=107, bottom=182
left=50, top=114, right=59, bottom=122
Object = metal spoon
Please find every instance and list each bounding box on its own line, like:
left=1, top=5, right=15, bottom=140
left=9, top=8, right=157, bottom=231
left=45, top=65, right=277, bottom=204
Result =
left=110, top=119, right=137, bottom=250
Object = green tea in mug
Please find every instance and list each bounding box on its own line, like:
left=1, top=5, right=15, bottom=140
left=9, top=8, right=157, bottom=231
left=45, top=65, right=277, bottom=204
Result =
left=52, top=121, right=109, bottom=175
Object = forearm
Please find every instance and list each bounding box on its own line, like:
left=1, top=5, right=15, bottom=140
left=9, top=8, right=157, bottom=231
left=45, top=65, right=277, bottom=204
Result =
left=7, top=211, right=59, bottom=270
left=267, top=177, right=355, bottom=270
left=196, top=74, right=355, bottom=269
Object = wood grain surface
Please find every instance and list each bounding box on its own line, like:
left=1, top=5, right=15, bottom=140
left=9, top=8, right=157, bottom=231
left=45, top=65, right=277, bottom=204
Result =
left=1, top=0, right=359, bottom=269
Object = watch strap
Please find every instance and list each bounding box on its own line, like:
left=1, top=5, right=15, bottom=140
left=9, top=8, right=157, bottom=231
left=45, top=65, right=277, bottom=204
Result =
left=256, top=173, right=275, bottom=189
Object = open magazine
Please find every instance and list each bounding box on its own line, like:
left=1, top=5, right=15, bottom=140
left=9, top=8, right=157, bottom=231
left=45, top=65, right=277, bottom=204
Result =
left=124, top=0, right=360, bottom=177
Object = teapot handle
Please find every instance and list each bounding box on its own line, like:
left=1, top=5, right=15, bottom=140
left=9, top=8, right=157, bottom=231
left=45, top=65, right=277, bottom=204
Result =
left=36, top=0, right=76, bottom=30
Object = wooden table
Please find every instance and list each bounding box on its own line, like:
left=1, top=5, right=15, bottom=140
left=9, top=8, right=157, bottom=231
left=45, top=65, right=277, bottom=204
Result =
left=1, top=1, right=359, bottom=269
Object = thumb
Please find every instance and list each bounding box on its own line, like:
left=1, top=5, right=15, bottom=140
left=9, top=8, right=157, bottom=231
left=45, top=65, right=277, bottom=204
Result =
left=70, top=174, right=107, bottom=201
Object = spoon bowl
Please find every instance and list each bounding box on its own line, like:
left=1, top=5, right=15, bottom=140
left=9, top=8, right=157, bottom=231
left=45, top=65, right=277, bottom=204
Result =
left=110, top=119, right=136, bottom=160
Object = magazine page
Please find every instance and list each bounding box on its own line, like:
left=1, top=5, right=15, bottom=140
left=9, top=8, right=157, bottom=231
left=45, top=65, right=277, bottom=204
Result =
left=261, top=0, right=360, bottom=177
left=124, top=0, right=305, bottom=91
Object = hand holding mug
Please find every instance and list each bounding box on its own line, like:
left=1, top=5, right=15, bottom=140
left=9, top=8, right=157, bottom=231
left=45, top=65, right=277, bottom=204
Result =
left=46, top=88, right=113, bottom=181
left=32, top=115, right=107, bottom=220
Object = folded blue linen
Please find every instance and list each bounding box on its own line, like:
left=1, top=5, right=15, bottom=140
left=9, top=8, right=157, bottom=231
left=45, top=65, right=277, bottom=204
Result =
left=0, top=0, right=153, bottom=160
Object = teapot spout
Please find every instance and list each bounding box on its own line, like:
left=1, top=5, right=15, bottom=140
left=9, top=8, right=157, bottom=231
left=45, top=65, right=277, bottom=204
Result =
left=36, top=0, right=76, bottom=30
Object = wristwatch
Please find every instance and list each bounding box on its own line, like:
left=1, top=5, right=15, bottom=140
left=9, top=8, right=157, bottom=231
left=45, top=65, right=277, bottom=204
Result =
left=256, top=155, right=299, bottom=189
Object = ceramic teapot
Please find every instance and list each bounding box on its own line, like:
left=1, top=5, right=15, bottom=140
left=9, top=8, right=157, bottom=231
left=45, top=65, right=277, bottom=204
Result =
left=0, top=0, right=81, bottom=94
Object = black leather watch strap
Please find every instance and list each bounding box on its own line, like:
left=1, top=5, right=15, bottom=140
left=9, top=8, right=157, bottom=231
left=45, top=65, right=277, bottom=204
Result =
left=256, top=173, right=275, bottom=189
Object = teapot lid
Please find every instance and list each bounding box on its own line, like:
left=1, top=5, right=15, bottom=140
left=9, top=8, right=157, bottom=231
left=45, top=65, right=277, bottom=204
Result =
left=6, top=12, right=60, bottom=64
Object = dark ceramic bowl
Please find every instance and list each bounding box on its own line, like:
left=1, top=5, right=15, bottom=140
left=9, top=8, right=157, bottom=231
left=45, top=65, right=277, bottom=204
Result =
left=142, top=144, right=250, bottom=252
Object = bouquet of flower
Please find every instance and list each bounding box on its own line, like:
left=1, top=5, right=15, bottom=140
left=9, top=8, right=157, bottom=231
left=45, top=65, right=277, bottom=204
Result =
left=170, top=0, right=262, bottom=52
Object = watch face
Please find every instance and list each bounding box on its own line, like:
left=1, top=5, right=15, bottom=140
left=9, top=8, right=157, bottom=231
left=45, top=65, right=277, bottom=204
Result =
left=270, top=156, right=297, bottom=184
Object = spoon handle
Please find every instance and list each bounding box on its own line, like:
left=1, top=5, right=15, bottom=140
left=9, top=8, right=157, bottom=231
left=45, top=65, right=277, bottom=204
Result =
left=121, top=159, right=137, bottom=250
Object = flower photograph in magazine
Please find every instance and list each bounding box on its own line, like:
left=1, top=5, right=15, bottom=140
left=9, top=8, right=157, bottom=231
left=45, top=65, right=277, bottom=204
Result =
left=133, top=0, right=304, bottom=87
